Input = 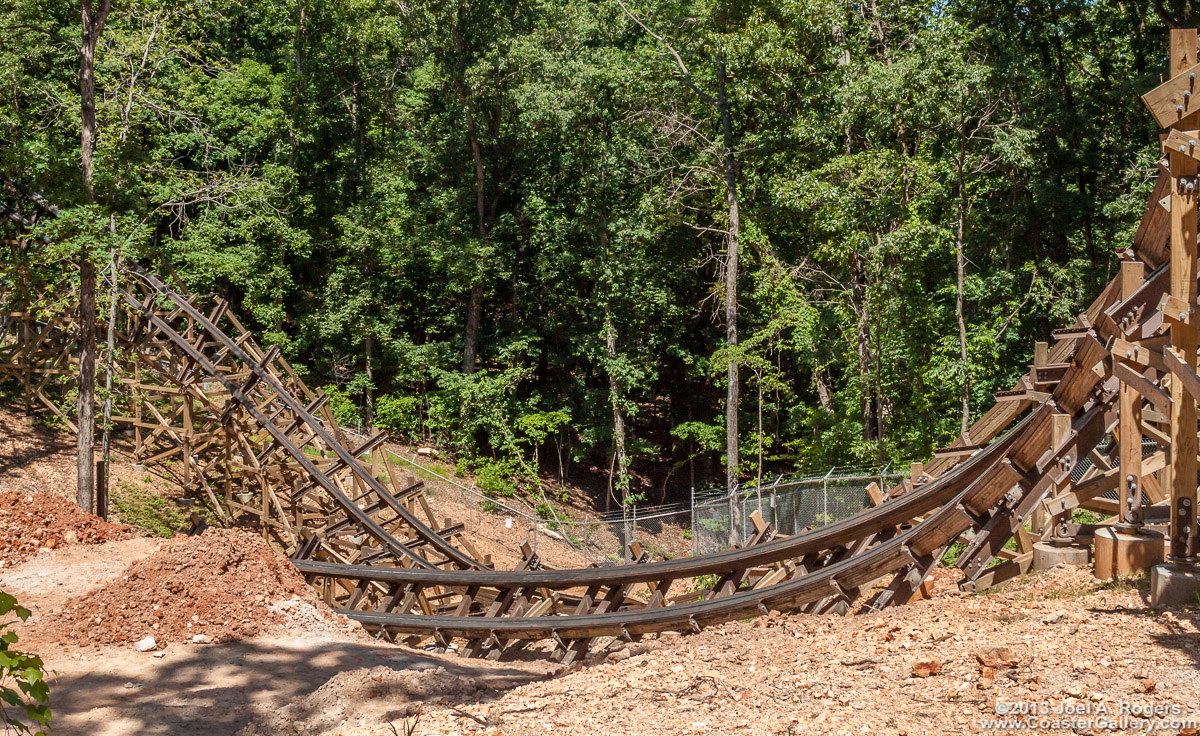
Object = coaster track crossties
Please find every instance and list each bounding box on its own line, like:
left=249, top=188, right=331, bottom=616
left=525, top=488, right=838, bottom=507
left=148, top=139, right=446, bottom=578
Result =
left=0, top=53, right=1191, bottom=660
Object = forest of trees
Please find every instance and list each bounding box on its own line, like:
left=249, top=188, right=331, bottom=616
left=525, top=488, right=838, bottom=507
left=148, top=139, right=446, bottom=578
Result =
left=0, top=0, right=1182, bottom=508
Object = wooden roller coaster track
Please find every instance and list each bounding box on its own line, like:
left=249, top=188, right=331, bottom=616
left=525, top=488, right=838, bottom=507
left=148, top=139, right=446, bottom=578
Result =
left=2, top=31, right=1197, bottom=662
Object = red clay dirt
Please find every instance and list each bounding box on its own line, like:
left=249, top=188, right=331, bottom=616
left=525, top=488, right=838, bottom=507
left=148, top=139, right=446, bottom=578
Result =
left=47, top=527, right=349, bottom=647
left=0, top=490, right=132, bottom=568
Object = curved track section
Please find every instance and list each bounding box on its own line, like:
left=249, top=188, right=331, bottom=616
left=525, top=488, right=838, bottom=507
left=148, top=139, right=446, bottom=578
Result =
left=0, top=171, right=1172, bottom=662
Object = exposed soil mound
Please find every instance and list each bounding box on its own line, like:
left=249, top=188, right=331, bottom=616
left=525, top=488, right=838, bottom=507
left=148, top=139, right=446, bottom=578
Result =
left=49, top=527, right=348, bottom=646
left=0, top=491, right=132, bottom=567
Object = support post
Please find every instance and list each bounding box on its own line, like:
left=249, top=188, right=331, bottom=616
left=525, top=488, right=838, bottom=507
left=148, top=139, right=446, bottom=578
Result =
left=1152, top=28, right=1200, bottom=606
left=1167, top=27, right=1200, bottom=563
left=1119, top=260, right=1147, bottom=529
left=95, top=459, right=107, bottom=520
left=1033, top=414, right=1091, bottom=569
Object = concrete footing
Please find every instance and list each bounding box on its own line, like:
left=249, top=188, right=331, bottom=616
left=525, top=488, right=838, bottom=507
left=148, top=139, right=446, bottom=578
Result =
left=1032, top=541, right=1090, bottom=570
left=1093, top=527, right=1164, bottom=580
left=1150, top=563, right=1200, bottom=607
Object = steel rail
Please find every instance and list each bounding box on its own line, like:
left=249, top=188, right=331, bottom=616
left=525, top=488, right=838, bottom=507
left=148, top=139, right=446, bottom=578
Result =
left=119, top=288, right=459, bottom=569
left=121, top=265, right=483, bottom=570
left=292, top=405, right=1038, bottom=590
left=329, top=399, right=1110, bottom=642
left=338, top=480, right=1000, bottom=640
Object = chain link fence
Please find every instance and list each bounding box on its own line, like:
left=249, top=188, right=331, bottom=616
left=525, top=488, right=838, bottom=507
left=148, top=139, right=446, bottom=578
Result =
left=334, top=425, right=694, bottom=568
left=383, top=448, right=695, bottom=568
left=336, top=425, right=909, bottom=568
left=690, top=466, right=907, bottom=556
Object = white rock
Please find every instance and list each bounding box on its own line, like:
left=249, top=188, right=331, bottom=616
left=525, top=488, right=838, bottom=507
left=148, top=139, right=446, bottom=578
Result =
left=152, top=652, right=165, bottom=659
left=192, top=634, right=212, bottom=644
left=133, top=636, right=157, bottom=652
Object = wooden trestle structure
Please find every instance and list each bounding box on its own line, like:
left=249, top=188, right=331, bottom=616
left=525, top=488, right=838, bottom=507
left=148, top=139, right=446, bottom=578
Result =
left=3, top=31, right=1200, bottom=662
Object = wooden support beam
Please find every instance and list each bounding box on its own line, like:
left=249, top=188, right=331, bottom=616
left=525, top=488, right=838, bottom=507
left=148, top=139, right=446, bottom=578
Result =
left=1167, top=27, right=1200, bottom=561
left=1120, top=260, right=1148, bottom=527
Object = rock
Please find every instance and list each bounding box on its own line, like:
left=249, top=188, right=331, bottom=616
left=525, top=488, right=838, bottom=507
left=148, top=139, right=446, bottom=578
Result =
left=911, top=659, right=941, bottom=678
left=1136, top=679, right=1157, bottom=693
left=977, top=667, right=996, bottom=690
left=1064, top=685, right=1083, bottom=698
left=1042, top=611, right=1067, bottom=624
left=134, top=636, right=157, bottom=652
left=192, top=634, right=212, bottom=644
left=607, top=648, right=631, bottom=664
left=416, top=447, right=438, bottom=457
left=152, top=651, right=165, bottom=659
left=975, top=646, right=1019, bottom=669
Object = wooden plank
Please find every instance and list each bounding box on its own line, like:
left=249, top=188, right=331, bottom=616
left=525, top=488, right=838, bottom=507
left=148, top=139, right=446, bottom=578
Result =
left=1142, top=60, right=1200, bottom=128
left=1114, top=360, right=1172, bottom=414
left=1134, top=172, right=1173, bottom=267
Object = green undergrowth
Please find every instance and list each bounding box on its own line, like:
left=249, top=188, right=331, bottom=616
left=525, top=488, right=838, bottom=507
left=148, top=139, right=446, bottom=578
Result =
left=111, top=482, right=202, bottom=538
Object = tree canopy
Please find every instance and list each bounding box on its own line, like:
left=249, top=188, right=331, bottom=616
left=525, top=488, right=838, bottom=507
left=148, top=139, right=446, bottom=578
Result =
left=0, top=0, right=1169, bottom=505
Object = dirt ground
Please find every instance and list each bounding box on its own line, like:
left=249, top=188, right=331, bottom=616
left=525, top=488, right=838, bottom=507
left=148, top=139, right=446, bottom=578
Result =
left=12, top=533, right=1200, bottom=736
left=2, top=537, right=556, bottom=736
left=325, top=567, right=1200, bottom=736
left=7, top=405, right=1200, bottom=735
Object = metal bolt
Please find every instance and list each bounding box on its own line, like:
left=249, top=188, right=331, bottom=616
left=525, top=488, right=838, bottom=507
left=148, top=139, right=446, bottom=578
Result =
left=1126, top=350, right=1133, bottom=358
left=1179, top=105, right=1186, bottom=114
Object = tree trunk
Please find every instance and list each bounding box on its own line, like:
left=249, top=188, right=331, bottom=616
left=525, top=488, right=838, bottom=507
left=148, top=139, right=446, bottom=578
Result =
left=954, top=149, right=971, bottom=436
left=756, top=374, right=763, bottom=489
left=461, top=114, right=486, bottom=374
left=99, top=235, right=118, bottom=519
left=77, top=260, right=96, bottom=513
left=288, top=0, right=306, bottom=167
left=457, top=23, right=487, bottom=376
left=77, top=0, right=111, bottom=513
left=849, top=252, right=877, bottom=442
left=605, top=313, right=630, bottom=507
left=364, top=331, right=374, bottom=427
left=462, top=285, right=483, bottom=374
left=717, top=56, right=740, bottom=493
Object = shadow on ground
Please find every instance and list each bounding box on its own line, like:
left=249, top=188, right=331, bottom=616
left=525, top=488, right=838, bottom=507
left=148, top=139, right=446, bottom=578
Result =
left=0, top=416, right=73, bottom=478
left=47, top=636, right=550, bottom=736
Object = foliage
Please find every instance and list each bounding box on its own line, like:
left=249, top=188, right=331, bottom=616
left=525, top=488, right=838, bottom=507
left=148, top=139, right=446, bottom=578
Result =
left=320, top=384, right=361, bottom=430
left=112, top=482, right=194, bottom=538
left=0, top=593, right=50, bottom=735
left=0, top=0, right=1166, bottom=503
left=373, top=394, right=422, bottom=441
